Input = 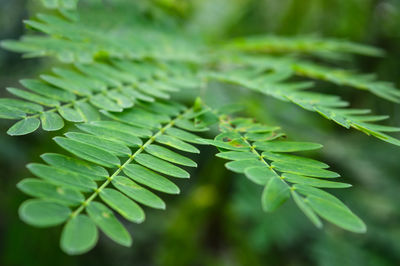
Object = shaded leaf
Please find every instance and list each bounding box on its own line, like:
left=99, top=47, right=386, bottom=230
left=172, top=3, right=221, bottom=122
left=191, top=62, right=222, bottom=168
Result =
left=261, top=177, right=290, bottom=212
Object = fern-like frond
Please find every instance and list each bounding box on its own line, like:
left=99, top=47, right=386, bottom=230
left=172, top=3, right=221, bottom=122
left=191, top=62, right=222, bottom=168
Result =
left=17, top=100, right=207, bottom=254
left=225, top=35, right=384, bottom=57
left=221, top=54, right=400, bottom=103
left=0, top=60, right=200, bottom=135
left=201, top=113, right=366, bottom=233
left=1, top=12, right=203, bottom=63
left=1, top=0, right=400, bottom=256
left=208, top=67, right=400, bottom=146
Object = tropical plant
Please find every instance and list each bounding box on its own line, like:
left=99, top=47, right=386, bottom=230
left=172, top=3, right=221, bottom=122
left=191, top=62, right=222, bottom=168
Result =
left=0, top=0, right=398, bottom=255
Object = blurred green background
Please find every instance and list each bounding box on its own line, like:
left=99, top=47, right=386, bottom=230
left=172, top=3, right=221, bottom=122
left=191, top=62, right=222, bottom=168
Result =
left=1, top=0, right=400, bottom=265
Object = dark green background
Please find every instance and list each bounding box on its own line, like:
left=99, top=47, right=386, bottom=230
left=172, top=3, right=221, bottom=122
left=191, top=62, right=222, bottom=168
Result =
left=1, top=0, right=400, bottom=265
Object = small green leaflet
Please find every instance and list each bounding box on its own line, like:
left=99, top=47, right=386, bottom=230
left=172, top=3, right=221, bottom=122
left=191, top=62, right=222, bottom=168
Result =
left=306, top=195, right=366, bottom=233
left=54, top=137, right=120, bottom=168
left=261, top=177, right=290, bottom=212
left=134, top=153, right=190, bottom=178
left=17, top=178, right=84, bottom=206
left=124, top=164, right=180, bottom=194
left=19, top=199, right=71, bottom=227
left=86, top=202, right=132, bottom=246
left=145, top=144, right=197, bottom=167
left=40, top=112, right=64, bottom=131
left=61, top=215, right=98, bottom=255
left=41, top=153, right=109, bottom=181
left=156, top=135, right=200, bottom=153
left=254, top=141, right=323, bottom=152
left=112, top=175, right=166, bottom=209
left=99, top=188, right=145, bottom=223
left=244, top=166, right=279, bottom=185
left=7, top=117, right=40, bottom=136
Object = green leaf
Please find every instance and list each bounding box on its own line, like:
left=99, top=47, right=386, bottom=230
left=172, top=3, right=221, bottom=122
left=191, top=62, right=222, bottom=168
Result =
left=86, top=202, right=132, bottom=247
left=20, top=79, right=76, bottom=102
left=19, top=199, right=71, bottom=227
left=134, top=154, right=190, bottom=178
left=0, top=105, right=26, bottom=119
left=124, top=164, right=180, bottom=194
left=40, top=112, right=64, bottom=131
left=41, top=74, right=92, bottom=96
left=254, top=141, right=323, bottom=152
left=7, top=87, right=60, bottom=107
left=291, top=191, right=322, bottom=228
left=52, top=68, right=104, bottom=92
left=199, top=139, right=248, bottom=152
left=283, top=173, right=351, bottom=188
left=143, top=101, right=183, bottom=116
left=225, top=159, right=265, bottom=173
left=307, top=195, right=366, bottom=233
left=245, top=131, right=284, bottom=141
left=216, top=151, right=257, bottom=160
left=99, top=188, right=145, bottom=223
left=65, top=132, right=131, bottom=157
left=60, top=214, right=98, bottom=255
left=271, top=161, right=340, bottom=178
left=77, top=123, right=142, bottom=147
left=75, top=63, right=121, bottom=88
left=175, top=119, right=208, bottom=132
left=90, top=94, right=123, bottom=112
left=262, top=151, right=329, bottom=168
left=0, top=98, right=43, bottom=113
left=112, top=176, right=166, bottom=209
left=261, top=177, right=290, bottom=212
left=244, top=166, right=280, bottom=185
left=165, top=127, right=205, bottom=144
left=137, top=83, right=169, bottom=99
left=54, top=137, right=120, bottom=168
left=293, top=184, right=349, bottom=210
left=121, top=86, right=155, bottom=103
left=58, top=106, right=84, bottom=122
left=27, top=163, right=97, bottom=192
left=145, top=144, right=197, bottom=167
left=41, top=153, right=109, bottom=181
left=75, top=101, right=100, bottom=122
left=17, top=178, right=84, bottom=206
left=101, top=108, right=160, bottom=130
left=107, top=91, right=134, bottom=108
left=156, top=135, right=200, bottom=153
left=7, top=117, right=40, bottom=136
left=90, top=121, right=152, bottom=138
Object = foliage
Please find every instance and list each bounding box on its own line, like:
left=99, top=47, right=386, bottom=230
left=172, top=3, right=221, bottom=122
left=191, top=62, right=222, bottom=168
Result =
left=0, top=0, right=399, bottom=257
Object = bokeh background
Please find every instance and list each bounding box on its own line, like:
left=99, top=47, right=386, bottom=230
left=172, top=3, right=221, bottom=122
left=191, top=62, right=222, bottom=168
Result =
left=1, top=0, right=400, bottom=265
